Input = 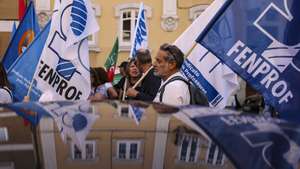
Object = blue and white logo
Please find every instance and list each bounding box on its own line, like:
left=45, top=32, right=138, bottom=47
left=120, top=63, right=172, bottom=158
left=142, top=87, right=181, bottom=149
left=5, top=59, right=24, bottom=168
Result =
left=70, top=0, right=87, bottom=36
left=43, top=101, right=98, bottom=149
left=197, top=0, right=300, bottom=122
left=56, top=58, right=76, bottom=81
left=254, top=0, right=300, bottom=73
left=177, top=107, right=300, bottom=169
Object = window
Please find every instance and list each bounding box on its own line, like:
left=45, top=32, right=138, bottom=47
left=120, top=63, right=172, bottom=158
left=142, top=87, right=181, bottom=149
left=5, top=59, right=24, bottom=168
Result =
left=120, top=9, right=138, bottom=50
left=206, top=142, right=224, bottom=166
left=71, top=140, right=96, bottom=160
left=117, top=140, right=140, bottom=160
left=0, top=127, right=8, bottom=142
left=189, top=5, right=209, bottom=21
left=115, top=3, right=151, bottom=51
left=178, top=135, right=200, bottom=163
left=88, top=4, right=101, bottom=52
left=117, top=104, right=131, bottom=118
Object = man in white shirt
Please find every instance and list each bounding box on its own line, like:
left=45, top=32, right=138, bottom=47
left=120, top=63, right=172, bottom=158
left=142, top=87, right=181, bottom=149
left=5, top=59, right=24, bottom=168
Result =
left=153, top=43, right=190, bottom=106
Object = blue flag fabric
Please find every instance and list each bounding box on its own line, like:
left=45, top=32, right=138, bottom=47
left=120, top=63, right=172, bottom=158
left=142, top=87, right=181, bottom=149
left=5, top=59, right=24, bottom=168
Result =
left=197, top=0, right=300, bottom=122
left=1, top=101, right=98, bottom=149
left=129, top=3, right=148, bottom=58
left=7, top=22, right=51, bottom=102
left=10, top=22, right=17, bottom=40
left=1, top=102, right=51, bottom=125
left=176, top=106, right=300, bottom=169
left=2, top=2, right=40, bottom=71
left=129, top=105, right=145, bottom=125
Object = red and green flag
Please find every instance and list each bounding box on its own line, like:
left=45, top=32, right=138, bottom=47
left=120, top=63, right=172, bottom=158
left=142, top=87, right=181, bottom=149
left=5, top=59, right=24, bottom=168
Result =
left=19, top=0, right=29, bottom=20
left=104, top=38, right=119, bottom=82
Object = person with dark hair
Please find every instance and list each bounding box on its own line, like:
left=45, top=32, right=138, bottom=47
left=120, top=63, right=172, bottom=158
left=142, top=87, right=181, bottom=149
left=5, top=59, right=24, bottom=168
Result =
left=114, top=59, right=141, bottom=100
left=89, top=67, right=117, bottom=101
left=113, top=61, right=129, bottom=96
left=118, top=61, right=128, bottom=77
left=153, top=43, right=190, bottom=105
left=126, top=49, right=161, bottom=101
left=0, top=63, right=12, bottom=103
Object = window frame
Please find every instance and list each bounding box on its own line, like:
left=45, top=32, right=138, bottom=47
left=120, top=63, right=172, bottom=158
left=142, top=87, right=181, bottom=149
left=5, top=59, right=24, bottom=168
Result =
left=177, top=134, right=200, bottom=163
left=0, top=127, right=8, bottom=142
left=117, top=104, right=131, bottom=118
left=71, top=140, right=97, bottom=160
left=119, top=9, right=138, bottom=50
left=205, top=142, right=225, bottom=166
left=88, top=3, right=101, bottom=52
left=116, top=140, right=141, bottom=160
left=115, top=3, right=152, bottom=51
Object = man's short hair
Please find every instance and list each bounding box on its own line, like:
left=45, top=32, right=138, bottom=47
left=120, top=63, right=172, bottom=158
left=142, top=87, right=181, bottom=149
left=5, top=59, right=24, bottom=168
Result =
left=136, top=49, right=152, bottom=64
left=160, top=43, right=184, bottom=69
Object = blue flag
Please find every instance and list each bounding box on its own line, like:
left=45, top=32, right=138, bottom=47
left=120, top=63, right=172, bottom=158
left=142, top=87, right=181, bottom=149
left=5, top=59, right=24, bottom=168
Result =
left=2, top=2, right=40, bottom=71
left=1, top=100, right=98, bottom=149
left=1, top=102, right=51, bottom=125
left=129, top=3, right=148, bottom=58
left=176, top=106, right=300, bottom=169
left=197, top=0, right=300, bottom=122
left=7, top=22, right=51, bottom=102
left=10, top=22, right=17, bottom=40
left=129, top=105, right=145, bottom=125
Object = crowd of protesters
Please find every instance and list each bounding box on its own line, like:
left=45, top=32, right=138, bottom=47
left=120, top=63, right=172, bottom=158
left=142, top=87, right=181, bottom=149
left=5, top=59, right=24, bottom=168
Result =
left=0, top=42, right=276, bottom=116
left=86, top=44, right=199, bottom=106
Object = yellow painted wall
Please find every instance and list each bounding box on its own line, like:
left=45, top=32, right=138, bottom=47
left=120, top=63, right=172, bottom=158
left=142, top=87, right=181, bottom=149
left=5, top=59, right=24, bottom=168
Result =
left=87, top=0, right=212, bottom=68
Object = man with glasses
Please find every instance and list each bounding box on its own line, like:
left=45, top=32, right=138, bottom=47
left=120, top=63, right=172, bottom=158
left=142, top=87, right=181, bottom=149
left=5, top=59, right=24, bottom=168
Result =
left=153, top=43, right=190, bottom=106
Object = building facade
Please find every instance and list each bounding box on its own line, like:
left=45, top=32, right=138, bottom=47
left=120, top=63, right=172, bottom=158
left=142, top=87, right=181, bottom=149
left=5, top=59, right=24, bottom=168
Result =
left=0, top=0, right=247, bottom=104
left=0, top=0, right=213, bottom=66
left=0, top=108, right=35, bottom=169
left=38, top=101, right=236, bottom=169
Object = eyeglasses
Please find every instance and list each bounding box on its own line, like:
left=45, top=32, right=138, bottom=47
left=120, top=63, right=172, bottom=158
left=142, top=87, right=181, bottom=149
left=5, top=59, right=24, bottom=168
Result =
left=161, top=44, right=178, bottom=63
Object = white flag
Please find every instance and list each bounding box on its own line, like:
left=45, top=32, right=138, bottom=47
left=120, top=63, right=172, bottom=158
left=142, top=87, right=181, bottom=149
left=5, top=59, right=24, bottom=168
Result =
left=42, top=101, right=98, bottom=150
left=129, top=2, right=148, bottom=58
left=35, top=0, right=99, bottom=101
left=174, top=0, right=239, bottom=108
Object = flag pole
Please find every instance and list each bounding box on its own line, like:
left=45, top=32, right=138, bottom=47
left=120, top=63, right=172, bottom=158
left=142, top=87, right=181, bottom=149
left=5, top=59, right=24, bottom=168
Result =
left=184, top=42, right=197, bottom=58
left=25, top=21, right=51, bottom=98
left=122, top=78, right=128, bottom=101
left=128, top=40, right=196, bottom=90
left=132, top=65, right=153, bottom=89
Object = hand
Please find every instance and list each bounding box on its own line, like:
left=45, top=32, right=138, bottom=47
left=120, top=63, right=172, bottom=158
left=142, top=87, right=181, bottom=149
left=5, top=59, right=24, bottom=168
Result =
left=23, top=96, right=30, bottom=102
left=126, top=88, right=139, bottom=98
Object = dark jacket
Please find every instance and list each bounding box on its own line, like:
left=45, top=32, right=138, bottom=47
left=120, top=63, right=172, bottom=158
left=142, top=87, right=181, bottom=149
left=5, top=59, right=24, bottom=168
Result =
left=135, top=68, right=161, bottom=101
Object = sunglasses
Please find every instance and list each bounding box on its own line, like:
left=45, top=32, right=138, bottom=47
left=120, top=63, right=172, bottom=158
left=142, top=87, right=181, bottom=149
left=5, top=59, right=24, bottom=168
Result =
left=161, top=44, right=179, bottom=63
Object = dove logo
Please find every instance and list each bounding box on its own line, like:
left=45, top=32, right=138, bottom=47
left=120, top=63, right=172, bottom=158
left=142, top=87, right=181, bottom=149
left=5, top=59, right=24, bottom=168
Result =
left=70, top=0, right=88, bottom=36
left=226, top=1, right=300, bottom=105
left=72, top=113, right=88, bottom=132
left=254, top=0, right=300, bottom=73
left=38, top=60, right=83, bottom=100
left=56, top=58, right=76, bottom=81
left=241, top=125, right=300, bottom=169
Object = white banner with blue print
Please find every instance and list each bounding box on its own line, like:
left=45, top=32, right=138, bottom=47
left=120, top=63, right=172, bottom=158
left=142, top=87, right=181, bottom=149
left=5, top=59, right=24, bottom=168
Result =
left=34, top=0, right=99, bottom=101
left=174, top=0, right=239, bottom=108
